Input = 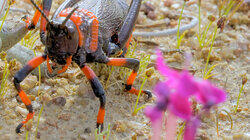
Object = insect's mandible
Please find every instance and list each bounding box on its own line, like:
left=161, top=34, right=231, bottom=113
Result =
left=14, top=0, right=152, bottom=134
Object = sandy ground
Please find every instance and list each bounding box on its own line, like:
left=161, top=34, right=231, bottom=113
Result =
left=0, top=0, right=249, bottom=139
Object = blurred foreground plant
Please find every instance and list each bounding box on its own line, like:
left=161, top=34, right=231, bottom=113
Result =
left=144, top=50, right=226, bottom=140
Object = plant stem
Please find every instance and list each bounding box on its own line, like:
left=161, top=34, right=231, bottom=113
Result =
left=176, top=1, right=186, bottom=49
left=165, top=111, right=177, bottom=140
left=203, top=26, right=218, bottom=78
left=35, top=103, right=44, bottom=140
left=177, top=122, right=186, bottom=140
left=133, top=77, right=147, bottom=115
left=105, top=66, right=114, bottom=90
left=26, top=131, right=29, bottom=140
left=201, top=21, right=213, bottom=48
left=224, top=0, right=235, bottom=16
left=0, top=2, right=9, bottom=31
left=198, top=0, right=201, bottom=35
left=235, top=84, right=244, bottom=113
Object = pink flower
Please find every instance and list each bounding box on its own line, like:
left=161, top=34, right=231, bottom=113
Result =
left=156, top=50, right=199, bottom=97
left=196, top=80, right=226, bottom=108
left=145, top=49, right=227, bottom=140
left=168, top=92, right=192, bottom=120
left=144, top=106, right=163, bottom=123
left=184, top=117, right=200, bottom=140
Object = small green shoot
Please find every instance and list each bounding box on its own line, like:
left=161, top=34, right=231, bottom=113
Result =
left=0, top=51, right=10, bottom=98
left=0, top=0, right=10, bottom=31
left=132, top=76, right=147, bottom=115
left=94, top=124, right=111, bottom=140
left=234, top=74, right=247, bottom=113
left=105, top=66, right=114, bottom=90
left=196, top=15, right=215, bottom=49
left=132, top=67, right=154, bottom=115
left=198, top=0, right=201, bottom=35
left=25, top=130, right=29, bottom=140
left=203, top=63, right=220, bottom=80
left=177, top=122, right=186, bottom=140
left=202, top=26, right=218, bottom=79
left=176, top=1, right=186, bottom=49
left=35, top=103, right=44, bottom=140
left=216, top=109, right=233, bottom=136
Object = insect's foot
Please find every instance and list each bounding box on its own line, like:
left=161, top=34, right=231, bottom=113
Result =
left=143, top=90, right=152, bottom=100
left=123, top=84, right=152, bottom=100
left=16, top=123, right=24, bottom=134
left=96, top=123, right=104, bottom=132
left=21, top=15, right=33, bottom=30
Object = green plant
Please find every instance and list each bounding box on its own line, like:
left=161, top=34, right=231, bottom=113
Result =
left=0, top=0, right=10, bottom=31
left=203, top=63, right=220, bottom=80
left=176, top=1, right=186, bottom=49
left=0, top=51, right=10, bottom=98
left=95, top=124, right=111, bottom=140
left=177, top=122, right=186, bottom=140
left=26, top=131, right=29, bottom=140
left=216, top=109, right=233, bottom=136
left=132, top=75, right=147, bottom=115
left=202, top=26, right=218, bottom=79
left=235, top=74, right=247, bottom=113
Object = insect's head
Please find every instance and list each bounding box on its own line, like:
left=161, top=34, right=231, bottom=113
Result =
left=45, top=16, right=79, bottom=65
left=30, top=0, right=79, bottom=65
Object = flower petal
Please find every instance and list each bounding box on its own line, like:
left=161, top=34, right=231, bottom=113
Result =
left=154, top=81, right=170, bottom=98
left=168, top=92, right=192, bottom=120
left=156, top=49, right=179, bottom=80
left=196, top=80, right=226, bottom=106
left=176, top=70, right=199, bottom=97
left=144, top=106, right=163, bottom=122
left=184, top=117, right=200, bottom=140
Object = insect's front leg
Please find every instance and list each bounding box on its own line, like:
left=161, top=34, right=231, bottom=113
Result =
left=98, top=57, right=152, bottom=99
left=79, top=64, right=106, bottom=131
left=29, top=0, right=52, bottom=44
left=14, top=55, right=47, bottom=133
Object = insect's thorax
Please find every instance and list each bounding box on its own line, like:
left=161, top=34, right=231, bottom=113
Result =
left=59, top=8, right=99, bottom=53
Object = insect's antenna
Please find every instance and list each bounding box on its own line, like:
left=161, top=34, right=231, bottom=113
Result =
left=30, top=0, right=50, bottom=23
left=61, top=6, right=79, bottom=26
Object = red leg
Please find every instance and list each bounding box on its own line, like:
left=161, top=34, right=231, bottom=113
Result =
left=14, top=55, right=47, bottom=133
left=28, top=5, right=42, bottom=29
left=80, top=65, right=106, bottom=131
left=121, top=33, right=133, bottom=57
left=105, top=58, right=152, bottom=98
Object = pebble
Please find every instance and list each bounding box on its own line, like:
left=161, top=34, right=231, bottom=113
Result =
left=84, top=127, right=91, bottom=134
left=58, top=113, right=71, bottom=121
left=171, top=3, right=180, bottom=9
left=15, top=106, right=28, bottom=117
left=57, top=87, right=66, bottom=96
left=164, top=0, right=173, bottom=7
left=112, top=120, right=127, bottom=132
left=50, top=96, right=66, bottom=107
left=21, top=75, right=38, bottom=90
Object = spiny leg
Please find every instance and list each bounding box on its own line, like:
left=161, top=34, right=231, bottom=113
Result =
left=80, top=65, right=106, bottom=131
left=118, top=0, right=142, bottom=49
left=101, top=58, right=152, bottom=98
left=14, top=55, right=47, bottom=133
left=29, top=0, right=52, bottom=44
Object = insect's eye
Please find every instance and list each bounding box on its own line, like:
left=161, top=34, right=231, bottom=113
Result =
left=67, top=35, right=72, bottom=40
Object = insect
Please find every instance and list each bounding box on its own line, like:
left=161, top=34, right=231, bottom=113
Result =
left=14, top=0, right=152, bottom=133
